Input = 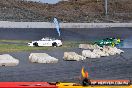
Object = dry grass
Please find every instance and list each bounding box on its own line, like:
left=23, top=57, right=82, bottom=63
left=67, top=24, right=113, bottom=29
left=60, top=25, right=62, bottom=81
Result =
left=0, top=0, right=132, bottom=22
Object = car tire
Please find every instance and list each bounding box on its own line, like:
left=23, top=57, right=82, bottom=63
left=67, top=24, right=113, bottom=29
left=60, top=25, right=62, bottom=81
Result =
left=52, top=42, right=57, bottom=47
left=33, top=42, right=38, bottom=47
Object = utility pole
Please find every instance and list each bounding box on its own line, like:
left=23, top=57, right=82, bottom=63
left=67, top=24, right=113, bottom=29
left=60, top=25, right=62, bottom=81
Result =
left=105, top=0, right=108, bottom=16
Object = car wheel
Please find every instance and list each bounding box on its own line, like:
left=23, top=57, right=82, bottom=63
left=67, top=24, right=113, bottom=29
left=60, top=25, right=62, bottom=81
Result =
left=52, top=42, right=57, bottom=47
left=33, top=42, right=38, bottom=47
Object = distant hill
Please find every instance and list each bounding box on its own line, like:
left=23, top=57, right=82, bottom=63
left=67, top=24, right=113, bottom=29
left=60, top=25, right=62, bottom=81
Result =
left=0, top=0, right=132, bottom=22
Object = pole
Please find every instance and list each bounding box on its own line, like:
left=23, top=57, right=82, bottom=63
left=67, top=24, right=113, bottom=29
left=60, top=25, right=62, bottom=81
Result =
left=105, top=0, right=108, bottom=16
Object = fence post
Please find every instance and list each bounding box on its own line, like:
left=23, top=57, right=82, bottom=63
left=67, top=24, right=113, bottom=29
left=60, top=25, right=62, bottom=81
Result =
left=105, top=0, right=108, bottom=16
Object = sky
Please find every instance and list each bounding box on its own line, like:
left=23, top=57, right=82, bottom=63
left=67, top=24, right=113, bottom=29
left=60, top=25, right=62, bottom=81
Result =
left=26, top=0, right=67, bottom=4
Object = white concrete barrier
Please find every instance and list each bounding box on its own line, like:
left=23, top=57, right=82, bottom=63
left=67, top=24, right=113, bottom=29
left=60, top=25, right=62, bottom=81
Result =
left=103, top=46, right=124, bottom=55
left=82, top=50, right=100, bottom=58
left=29, top=53, right=58, bottom=63
left=93, top=49, right=109, bottom=57
left=63, top=52, right=85, bottom=61
left=0, top=21, right=54, bottom=28
left=0, top=54, right=19, bottom=66
left=79, top=44, right=102, bottom=49
left=0, top=21, right=132, bottom=28
left=60, top=23, right=132, bottom=28
left=82, top=46, right=124, bottom=58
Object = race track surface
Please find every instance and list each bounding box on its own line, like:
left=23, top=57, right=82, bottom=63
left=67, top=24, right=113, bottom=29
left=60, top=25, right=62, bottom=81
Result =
left=0, top=27, right=132, bottom=82
left=0, top=27, right=132, bottom=41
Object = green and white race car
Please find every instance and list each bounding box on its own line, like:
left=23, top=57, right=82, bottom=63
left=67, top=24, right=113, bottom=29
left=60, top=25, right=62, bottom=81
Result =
left=94, top=38, right=122, bottom=47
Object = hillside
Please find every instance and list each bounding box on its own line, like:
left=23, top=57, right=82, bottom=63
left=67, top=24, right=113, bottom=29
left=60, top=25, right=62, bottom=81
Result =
left=0, top=0, right=132, bottom=22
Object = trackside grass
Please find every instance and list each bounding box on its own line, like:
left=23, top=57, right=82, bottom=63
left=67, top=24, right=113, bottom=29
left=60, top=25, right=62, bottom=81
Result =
left=0, top=40, right=91, bottom=53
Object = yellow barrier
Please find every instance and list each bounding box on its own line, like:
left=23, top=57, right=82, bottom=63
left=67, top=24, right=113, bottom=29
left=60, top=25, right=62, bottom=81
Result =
left=57, top=82, right=132, bottom=88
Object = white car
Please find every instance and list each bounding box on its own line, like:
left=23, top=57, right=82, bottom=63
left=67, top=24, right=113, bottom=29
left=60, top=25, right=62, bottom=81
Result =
left=28, top=38, right=62, bottom=47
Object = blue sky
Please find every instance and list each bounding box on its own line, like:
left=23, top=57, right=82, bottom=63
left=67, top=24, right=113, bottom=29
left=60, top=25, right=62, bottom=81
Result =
left=26, top=0, right=66, bottom=4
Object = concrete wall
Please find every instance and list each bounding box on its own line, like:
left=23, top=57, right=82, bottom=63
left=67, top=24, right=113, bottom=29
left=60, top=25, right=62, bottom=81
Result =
left=60, top=23, right=132, bottom=28
left=0, top=21, right=132, bottom=28
left=0, top=21, right=53, bottom=28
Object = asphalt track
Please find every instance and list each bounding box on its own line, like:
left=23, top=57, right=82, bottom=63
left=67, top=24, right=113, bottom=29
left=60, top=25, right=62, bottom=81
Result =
left=0, top=28, right=132, bottom=82
left=0, top=27, right=132, bottom=41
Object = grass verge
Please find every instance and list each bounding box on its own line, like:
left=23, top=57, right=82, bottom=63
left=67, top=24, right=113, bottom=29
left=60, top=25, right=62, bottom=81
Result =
left=0, top=40, right=91, bottom=53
